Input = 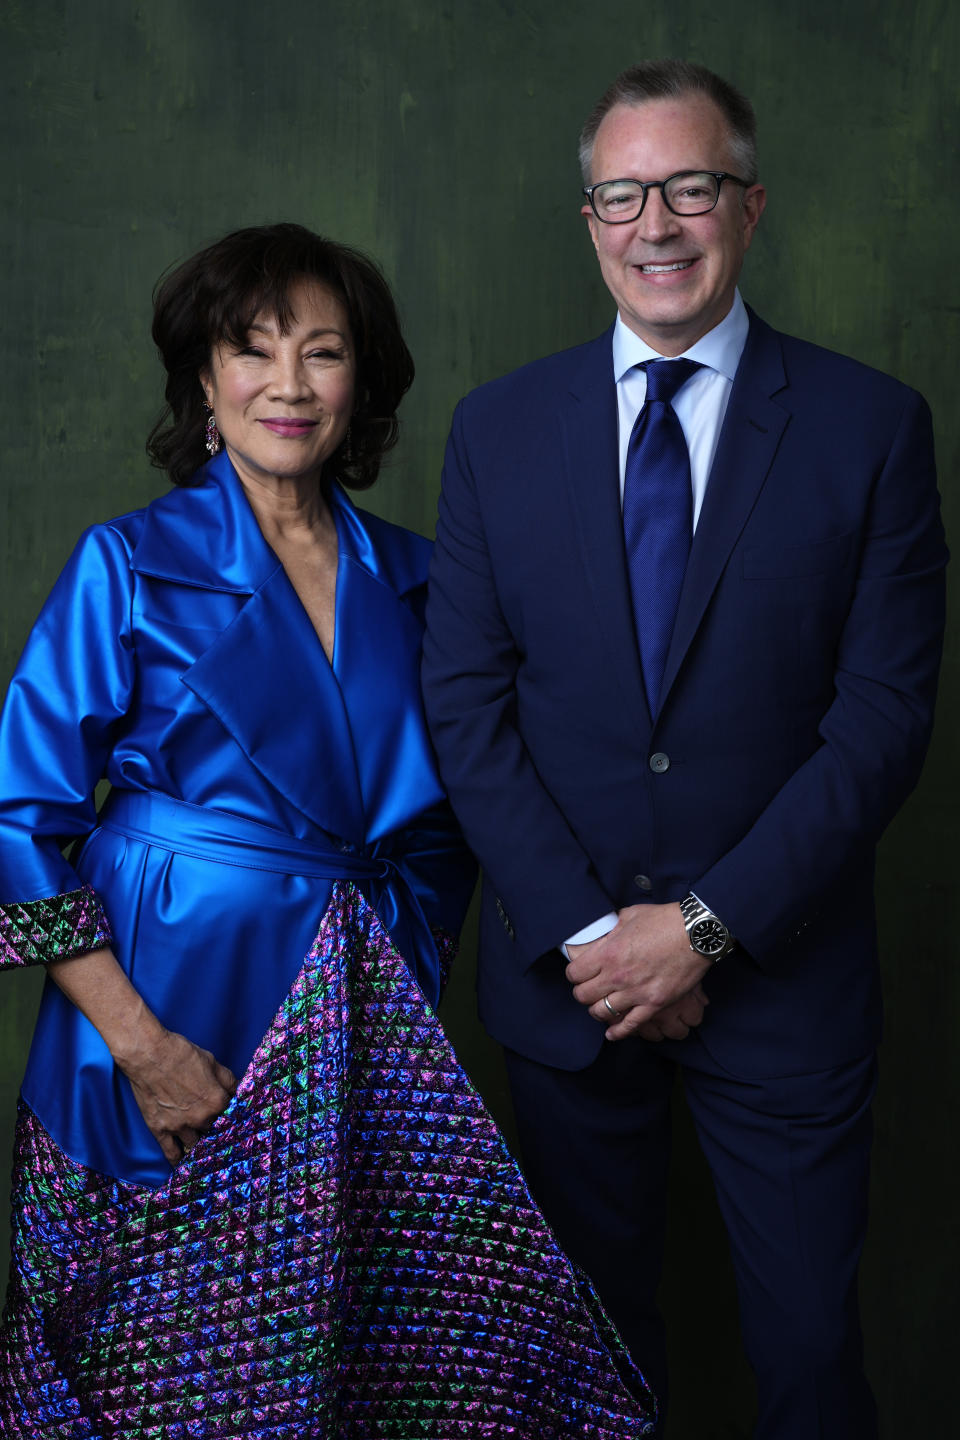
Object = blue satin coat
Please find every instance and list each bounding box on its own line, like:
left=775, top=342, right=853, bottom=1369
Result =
left=0, top=452, right=473, bottom=1187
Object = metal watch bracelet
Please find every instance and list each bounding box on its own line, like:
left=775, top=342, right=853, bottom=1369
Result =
left=679, top=893, right=736, bottom=961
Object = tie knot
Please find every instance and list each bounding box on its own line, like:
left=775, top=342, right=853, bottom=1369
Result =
left=641, top=358, right=702, bottom=406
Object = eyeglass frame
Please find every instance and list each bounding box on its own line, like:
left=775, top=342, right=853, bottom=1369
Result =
left=582, top=171, right=750, bottom=224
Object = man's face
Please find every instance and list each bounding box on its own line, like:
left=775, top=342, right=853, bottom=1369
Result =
left=582, top=95, right=766, bottom=354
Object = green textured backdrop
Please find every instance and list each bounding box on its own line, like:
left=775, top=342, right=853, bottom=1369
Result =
left=1, top=3, right=956, bottom=1435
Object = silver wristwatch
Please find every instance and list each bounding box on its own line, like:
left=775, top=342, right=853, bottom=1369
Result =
left=680, top=894, right=735, bottom=961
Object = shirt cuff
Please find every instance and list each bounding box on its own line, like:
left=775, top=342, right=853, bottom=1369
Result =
left=560, top=911, right=619, bottom=960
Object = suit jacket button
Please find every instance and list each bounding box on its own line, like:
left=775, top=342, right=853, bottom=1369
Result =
left=649, top=752, right=670, bottom=773
left=634, top=874, right=653, bottom=892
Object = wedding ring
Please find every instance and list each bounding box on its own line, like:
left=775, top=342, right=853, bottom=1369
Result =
left=602, top=994, right=623, bottom=1020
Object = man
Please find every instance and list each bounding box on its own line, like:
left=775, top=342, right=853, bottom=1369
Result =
left=422, top=60, right=946, bottom=1439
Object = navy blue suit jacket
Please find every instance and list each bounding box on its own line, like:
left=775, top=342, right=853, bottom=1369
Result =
left=422, top=310, right=947, bottom=1078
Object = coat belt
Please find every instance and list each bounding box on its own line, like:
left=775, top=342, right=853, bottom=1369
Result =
left=98, top=788, right=443, bottom=1007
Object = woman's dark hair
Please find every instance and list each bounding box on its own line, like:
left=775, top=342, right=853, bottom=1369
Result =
left=147, top=223, right=414, bottom=489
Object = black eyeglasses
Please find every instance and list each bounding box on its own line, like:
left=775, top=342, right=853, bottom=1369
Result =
left=582, top=171, right=749, bottom=224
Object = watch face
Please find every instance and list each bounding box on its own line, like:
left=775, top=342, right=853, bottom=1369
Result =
left=690, top=917, right=728, bottom=957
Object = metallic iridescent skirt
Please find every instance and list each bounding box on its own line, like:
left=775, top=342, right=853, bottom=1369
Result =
left=0, top=885, right=656, bottom=1437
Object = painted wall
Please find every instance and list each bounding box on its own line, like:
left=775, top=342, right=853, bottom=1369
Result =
left=1, top=3, right=956, bottom=1434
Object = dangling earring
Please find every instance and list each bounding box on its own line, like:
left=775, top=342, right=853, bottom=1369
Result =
left=203, top=401, right=221, bottom=456
left=344, top=424, right=354, bottom=465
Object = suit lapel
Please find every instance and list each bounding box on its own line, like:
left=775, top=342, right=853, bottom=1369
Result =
left=560, top=332, right=652, bottom=725
left=659, top=315, right=791, bottom=710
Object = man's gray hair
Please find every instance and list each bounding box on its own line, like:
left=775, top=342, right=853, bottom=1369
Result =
left=579, top=60, right=758, bottom=184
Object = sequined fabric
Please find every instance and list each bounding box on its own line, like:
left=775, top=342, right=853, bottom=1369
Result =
left=0, top=884, right=656, bottom=1437
left=0, top=885, right=111, bottom=969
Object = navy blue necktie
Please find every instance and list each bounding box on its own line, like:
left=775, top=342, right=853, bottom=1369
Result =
left=623, top=358, right=702, bottom=713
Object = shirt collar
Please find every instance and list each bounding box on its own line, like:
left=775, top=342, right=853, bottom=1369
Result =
left=612, top=289, right=749, bottom=384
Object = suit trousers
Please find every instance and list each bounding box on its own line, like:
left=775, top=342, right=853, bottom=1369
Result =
left=504, top=1032, right=879, bottom=1440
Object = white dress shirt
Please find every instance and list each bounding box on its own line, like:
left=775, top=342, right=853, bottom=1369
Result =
left=563, top=293, right=750, bottom=954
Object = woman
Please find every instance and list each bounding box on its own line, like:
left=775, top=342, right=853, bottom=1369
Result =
left=0, top=223, right=655, bottom=1437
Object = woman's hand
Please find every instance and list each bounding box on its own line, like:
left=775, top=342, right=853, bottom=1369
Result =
left=48, top=944, right=237, bottom=1166
left=114, top=1026, right=237, bottom=1165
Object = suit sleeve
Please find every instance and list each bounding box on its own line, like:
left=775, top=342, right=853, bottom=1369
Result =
left=0, top=524, right=136, bottom=968
left=423, top=400, right=614, bottom=965
left=694, top=387, right=947, bottom=963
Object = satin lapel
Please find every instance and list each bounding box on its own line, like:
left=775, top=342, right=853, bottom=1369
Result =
left=334, top=550, right=445, bottom=844
left=332, top=490, right=443, bottom=843
left=658, top=317, right=790, bottom=710
left=561, top=332, right=651, bottom=725
left=140, top=456, right=366, bottom=841
left=131, top=450, right=278, bottom=594
left=181, top=563, right=366, bottom=842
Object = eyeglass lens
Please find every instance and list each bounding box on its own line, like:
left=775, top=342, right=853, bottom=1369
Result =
left=591, top=172, right=721, bottom=222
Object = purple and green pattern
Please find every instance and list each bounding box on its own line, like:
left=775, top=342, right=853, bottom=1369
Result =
left=0, top=883, right=656, bottom=1437
left=0, top=885, right=111, bottom=969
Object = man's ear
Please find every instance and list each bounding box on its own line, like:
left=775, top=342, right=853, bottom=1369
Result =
left=581, top=205, right=601, bottom=257
left=740, top=183, right=767, bottom=251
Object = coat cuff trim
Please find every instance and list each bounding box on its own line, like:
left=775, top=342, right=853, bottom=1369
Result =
left=0, top=885, right=112, bottom=969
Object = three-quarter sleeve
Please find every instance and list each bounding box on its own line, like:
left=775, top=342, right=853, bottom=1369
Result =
left=0, top=522, right=135, bottom=968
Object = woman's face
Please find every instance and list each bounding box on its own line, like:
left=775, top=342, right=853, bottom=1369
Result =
left=200, top=278, right=356, bottom=490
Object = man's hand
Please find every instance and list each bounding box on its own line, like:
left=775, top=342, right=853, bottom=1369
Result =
left=565, top=901, right=711, bottom=1041
left=630, top=984, right=710, bottom=1042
